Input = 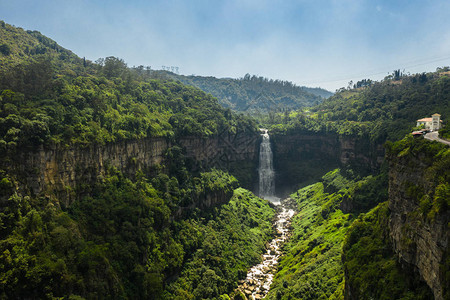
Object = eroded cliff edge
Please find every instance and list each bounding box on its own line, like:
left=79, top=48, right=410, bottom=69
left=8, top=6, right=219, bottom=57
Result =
left=272, top=131, right=385, bottom=196
left=387, top=137, right=450, bottom=300
left=2, top=131, right=260, bottom=207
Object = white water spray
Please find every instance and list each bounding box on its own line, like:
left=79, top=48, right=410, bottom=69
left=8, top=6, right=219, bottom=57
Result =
left=236, top=131, right=295, bottom=298
left=258, top=129, right=279, bottom=204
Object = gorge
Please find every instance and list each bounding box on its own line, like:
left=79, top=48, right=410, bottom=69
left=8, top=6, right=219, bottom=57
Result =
left=0, top=20, right=449, bottom=300
left=236, top=130, right=295, bottom=299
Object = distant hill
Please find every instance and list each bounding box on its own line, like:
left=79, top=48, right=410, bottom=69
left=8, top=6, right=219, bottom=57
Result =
left=0, top=20, right=332, bottom=114
left=302, top=86, right=334, bottom=99
left=0, top=20, right=84, bottom=73
left=160, top=72, right=333, bottom=113
left=270, top=69, right=450, bottom=143
left=0, top=21, right=257, bottom=148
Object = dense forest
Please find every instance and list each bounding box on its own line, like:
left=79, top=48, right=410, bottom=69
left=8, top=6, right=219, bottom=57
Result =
left=0, top=22, right=257, bottom=152
left=1, top=20, right=449, bottom=300
left=0, top=165, right=276, bottom=298
left=161, top=72, right=331, bottom=113
left=268, top=69, right=450, bottom=142
left=0, top=21, right=272, bottom=299
left=263, top=70, right=450, bottom=299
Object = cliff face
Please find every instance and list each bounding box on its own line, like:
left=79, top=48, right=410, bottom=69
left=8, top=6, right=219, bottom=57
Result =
left=4, top=131, right=259, bottom=207
left=387, top=141, right=450, bottom=300
left=179, top=132, right=260, bottom=172
left=12, top=138, right=169, bottom=206
left=271, top=132, right=384, bottom=196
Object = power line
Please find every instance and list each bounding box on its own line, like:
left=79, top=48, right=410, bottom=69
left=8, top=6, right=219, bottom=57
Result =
left=301, top=54, right=450, bottom=86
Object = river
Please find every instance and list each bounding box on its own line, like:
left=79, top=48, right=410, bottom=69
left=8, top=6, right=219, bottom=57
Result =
left=237, top=129, right=296, bottom=299
left=236, top=198, right=296, bottom=299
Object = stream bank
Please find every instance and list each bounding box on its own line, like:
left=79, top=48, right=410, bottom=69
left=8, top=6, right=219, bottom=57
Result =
left=235, top=198, right=297, bottom=299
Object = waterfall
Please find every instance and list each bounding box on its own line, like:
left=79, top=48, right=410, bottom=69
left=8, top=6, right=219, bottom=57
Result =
left=258, top=129, right=279, bottom=203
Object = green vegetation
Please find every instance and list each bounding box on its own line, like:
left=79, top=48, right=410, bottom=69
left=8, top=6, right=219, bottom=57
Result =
left=165, top=188, right=275, bottom=299
left=162, top=72, right=330, bottom=113
left=266, top=182, right=350, bottom=300
left=0, top=167, right=275, bottom=299
left=1, top=20, right=449, bottom=299
left=343, top=202, right=433, bottom=299
left=341, top=136, right=449, bottom=300
left=266, top=169, right=387, bottom=300
left=266, top=166, right=435, bottom=300
left=268, top=69, right=450, bottom=143
left=0, top=22, right=257, bottom=152
left=267, top=137, right=446, bottom=299
left=0, top=21, right=276, bottom=299
left=386, top=134, right=450, bottom=222
left=385, top=136, right=450, bottom=299
left=322, top=168, right=388, bottom=213
left=439, top=122, right=450, bottom=140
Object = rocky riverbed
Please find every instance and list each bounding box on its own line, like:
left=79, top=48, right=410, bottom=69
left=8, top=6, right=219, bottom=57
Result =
left=236, top=198, right=296, bottom=299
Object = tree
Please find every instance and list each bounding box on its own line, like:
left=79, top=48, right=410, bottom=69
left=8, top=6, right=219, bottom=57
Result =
left=102, top=57, right=128, bottom=79
left=393, top=69, right=402, bottom=81
left=0, top=44, right=11, bottom=55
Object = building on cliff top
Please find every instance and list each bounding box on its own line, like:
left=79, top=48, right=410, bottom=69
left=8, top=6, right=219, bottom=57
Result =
left=416, top=113, right=442, bottom=131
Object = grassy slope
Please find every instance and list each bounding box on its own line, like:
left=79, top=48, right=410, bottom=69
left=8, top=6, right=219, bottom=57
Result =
left=266, top=166, right=434, bottom=300
left=266, top=182, right=350, bottom=300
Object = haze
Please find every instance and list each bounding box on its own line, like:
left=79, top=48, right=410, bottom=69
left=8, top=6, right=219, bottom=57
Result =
left=1, top=0, right=450, bottom=91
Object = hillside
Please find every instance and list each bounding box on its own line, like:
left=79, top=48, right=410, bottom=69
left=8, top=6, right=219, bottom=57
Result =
left=0, top=21, right=332, bottom=117
left=0, top=21, right=272, bottom=299
left=264, top=71, right=450, bottom=299
left=0, top=22, right=258, bottom=151
left=269, top=70, right=450, bottom=144
left=1, top=20, right=449, bottom=300
left=266, top=170, right=433, bottom=300
left=161, top=72, right=332, bottom=113
left=0, top=20, right=83, bottom=73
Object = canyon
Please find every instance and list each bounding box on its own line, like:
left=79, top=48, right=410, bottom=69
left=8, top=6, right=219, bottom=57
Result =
left=3, top=130, right=384, bottom=207
left=2, top=126, right=447, bottom=299
left=387, top=142, right=449, bottom=300
left=2, top=131, right=259, bottom=207
left=271, top=132, right=385, bottom=195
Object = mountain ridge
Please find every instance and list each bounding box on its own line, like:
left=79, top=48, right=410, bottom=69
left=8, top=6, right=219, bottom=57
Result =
left=160, top=71, right=333, bottom=113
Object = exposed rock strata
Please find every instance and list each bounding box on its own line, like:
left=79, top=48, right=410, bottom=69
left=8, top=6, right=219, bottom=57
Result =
left=388, top=150, right=449, bottom=300
left=271, top=132, right=384, bottom=195
left=3, top=132, right=259, bottom=207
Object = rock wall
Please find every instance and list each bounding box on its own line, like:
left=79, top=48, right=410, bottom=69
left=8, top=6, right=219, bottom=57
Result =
left=388, top=149, right=449, bottom=300
left=4, top=131, right=259, bottom=207
left=271, top=132, right=384, bottom=196
left=179, top=132, right=260, bottom=172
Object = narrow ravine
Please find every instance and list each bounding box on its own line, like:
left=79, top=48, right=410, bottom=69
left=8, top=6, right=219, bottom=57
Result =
left=236, top=198, right=296, bottom=299
left=236, top=129, right=296, bottom=299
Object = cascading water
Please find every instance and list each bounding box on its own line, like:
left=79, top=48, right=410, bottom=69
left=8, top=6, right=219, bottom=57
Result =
left=236, top=130, right=295, bottom=299
left=258, top=129, right=279, bottom=204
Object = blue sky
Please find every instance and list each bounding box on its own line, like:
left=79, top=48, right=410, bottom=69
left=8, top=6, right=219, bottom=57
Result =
left=1, top=0, right=450, bottom=91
